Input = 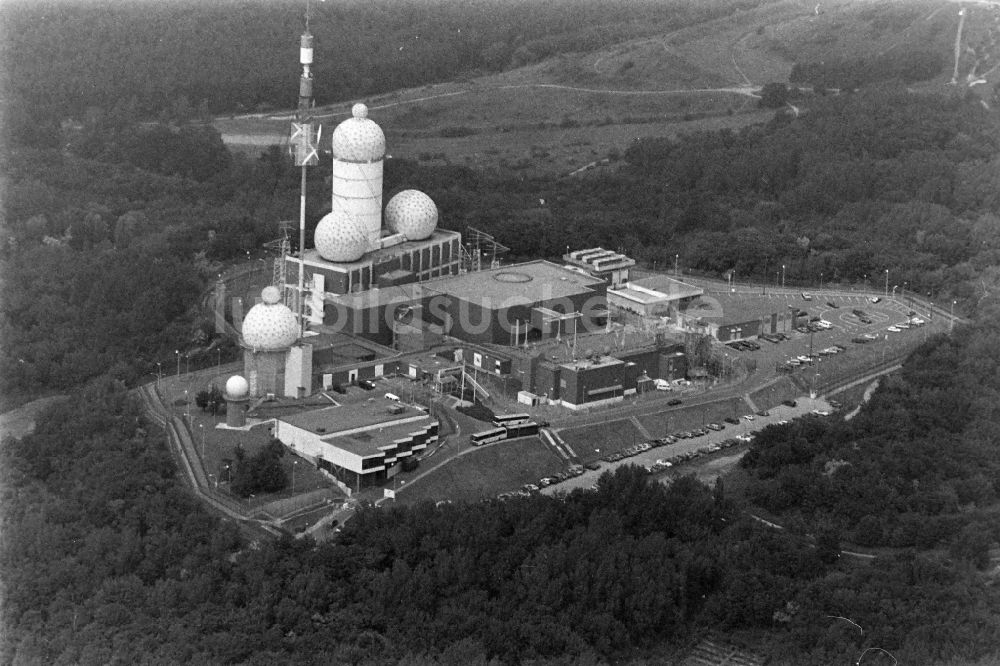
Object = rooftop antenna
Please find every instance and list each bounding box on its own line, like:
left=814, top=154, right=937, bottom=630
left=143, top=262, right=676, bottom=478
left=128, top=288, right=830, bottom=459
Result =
left=291, top=0, right=321, bottom=336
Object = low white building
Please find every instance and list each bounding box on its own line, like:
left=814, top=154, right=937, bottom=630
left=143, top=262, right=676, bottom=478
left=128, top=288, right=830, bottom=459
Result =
left=274, top=397, right=438, bottom=492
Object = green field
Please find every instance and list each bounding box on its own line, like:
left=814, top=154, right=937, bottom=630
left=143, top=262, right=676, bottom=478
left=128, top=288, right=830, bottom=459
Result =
left=559, top=419, right=645, bottom=462
left=396, top=437, right=566, bottom=505
left=750, top=377, right=800, bottom=411
left=636, top=399, right=750, bottom=439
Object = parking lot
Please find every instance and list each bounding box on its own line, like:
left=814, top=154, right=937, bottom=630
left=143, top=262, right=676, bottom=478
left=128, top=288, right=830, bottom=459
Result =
left=544, top=396, right=832, bottom=495
left=714, top=290, right=945, bottom=391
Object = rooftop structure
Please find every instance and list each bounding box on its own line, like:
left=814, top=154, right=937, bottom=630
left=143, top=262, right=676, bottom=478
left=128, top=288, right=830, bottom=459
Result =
left=275, top=396, right=438, bottom=491
left=680, top=292, right=799, bottom=341
left=241, top=286, right=300, bottom=351
left=563, top=247, right=636, bottom=288
left=281, top=399, right=426, bottom=436
left=422, top=260, right=606, bottom=307
left=608, top=275, right=704, bottom=319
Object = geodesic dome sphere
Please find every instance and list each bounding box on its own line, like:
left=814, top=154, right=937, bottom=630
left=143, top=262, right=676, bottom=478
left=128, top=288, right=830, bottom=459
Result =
left=330, top=104, right=385, bottom=163
left=225, top=375, right=250, bottom=399
left=314, top=209, right=368, bottom=262
left=385, top=189, right=438, bottom=241
left=241, top=288, right=299, bottom=351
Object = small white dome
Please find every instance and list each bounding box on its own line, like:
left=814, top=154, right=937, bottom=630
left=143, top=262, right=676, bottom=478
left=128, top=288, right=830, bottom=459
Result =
left=242, top=288, right=299, bottom=351
left=226, top=375, right=250, bottom=399
left=314, top=210, right=369, bottom=262
left=261, top=286, right=281, bottom=304
left=331, top=103, right=385, bottom=163
left=385, top=190, right=438, bottom=241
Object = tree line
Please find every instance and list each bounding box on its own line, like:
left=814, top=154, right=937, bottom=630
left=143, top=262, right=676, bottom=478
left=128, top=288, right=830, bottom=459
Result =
left=0, top=0, right=766, bottom=140
left=382, top=86, right=1000, bottom=318
left=4, top=355, right=1000, bottom=664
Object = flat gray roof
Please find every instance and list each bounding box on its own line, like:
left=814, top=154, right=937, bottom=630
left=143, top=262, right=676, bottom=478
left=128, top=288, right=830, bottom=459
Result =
left=334, top=419, right=434, bottom=457
left=682, top=293, right=788, bottom=326
left=629, top=275, right=704, bottom=300
left=280, top=398, right=424, bottom=434
left=422, top=260, right=604, bottom=307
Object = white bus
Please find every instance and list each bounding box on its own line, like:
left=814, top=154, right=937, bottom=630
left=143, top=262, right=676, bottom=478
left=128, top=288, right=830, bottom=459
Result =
left=492, top=413, right=531, bottom=427
left=470, top=428, right=507, bottom=446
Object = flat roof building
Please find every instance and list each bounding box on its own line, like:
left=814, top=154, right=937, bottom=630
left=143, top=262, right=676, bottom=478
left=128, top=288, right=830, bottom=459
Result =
left=607, top=275, right=704, bottom=319
left=679, top=293, right=799, bottom=341
left=562, top=247, right=636, bottom=288
left=275, top=397, right=438, bottom=492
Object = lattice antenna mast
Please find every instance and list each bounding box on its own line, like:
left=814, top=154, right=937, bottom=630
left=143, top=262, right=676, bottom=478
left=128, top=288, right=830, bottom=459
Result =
left=290, top=0, right=321, bottom=336
left=463, top=227, right=510, bottom=272
left=264, top=220, right=295, bottom=292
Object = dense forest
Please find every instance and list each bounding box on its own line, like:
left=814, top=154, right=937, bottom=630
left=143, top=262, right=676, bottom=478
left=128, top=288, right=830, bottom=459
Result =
left=4, top=2, right=1000, bottom=663
left=4, top=324, right=1000, bottom=664
left=382, top=86, right=1000, bottom=311
left=742, top=315, right=1000, bottom=555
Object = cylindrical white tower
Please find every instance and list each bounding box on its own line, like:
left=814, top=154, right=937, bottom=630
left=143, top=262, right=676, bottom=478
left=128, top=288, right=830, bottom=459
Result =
left=330, top=103, right=385, bottom=251
left=224, top=375, right=251, bottom=428
left=241, top=287, right=300, bottom=397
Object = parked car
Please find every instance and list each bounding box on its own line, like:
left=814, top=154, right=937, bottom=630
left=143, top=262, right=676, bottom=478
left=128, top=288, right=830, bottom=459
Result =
left=667, top=398, right=683, bottom=406
left=724, top=416, right=740, bottom=425
left=358, top=379, right=376, bottom=390
left=826, top=301, right=839, bottom=308
left=783, top=399, right=797, bottom=407
left=801, top=292, right=814, bottom=301
left=869, top=296, right=881, bottom=303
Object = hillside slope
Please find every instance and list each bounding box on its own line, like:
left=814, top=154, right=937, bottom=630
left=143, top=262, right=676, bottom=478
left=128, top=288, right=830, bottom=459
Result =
left=216, top=0, right=990, bottom=176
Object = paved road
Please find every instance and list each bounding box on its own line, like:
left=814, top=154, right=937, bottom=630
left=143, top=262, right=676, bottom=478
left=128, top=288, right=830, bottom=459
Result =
left=543, top=395, right=832, bottom=495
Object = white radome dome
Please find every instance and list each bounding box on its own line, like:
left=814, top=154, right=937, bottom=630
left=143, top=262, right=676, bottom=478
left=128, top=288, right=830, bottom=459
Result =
left=241, top=287, right=299, bottom=351
left=330, top=103, right=385, bottom=163
left=385, top=190, right=438, bottom=241
left=225, top=375, right=250, bottom=399
left=314, top=210, right=368, bottom=262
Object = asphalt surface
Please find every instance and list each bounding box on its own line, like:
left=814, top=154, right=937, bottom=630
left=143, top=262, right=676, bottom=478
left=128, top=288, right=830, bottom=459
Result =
left=543, top=395, right=831, bottom=495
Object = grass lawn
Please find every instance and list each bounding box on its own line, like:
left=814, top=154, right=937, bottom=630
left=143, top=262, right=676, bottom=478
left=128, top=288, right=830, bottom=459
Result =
left=750, top=377, right=800, bottom=411
left=397, top=437, right=565, bottom=505
left=560, top=419, right=644, bottom=462
left=636, top=399, right=748, bottom=439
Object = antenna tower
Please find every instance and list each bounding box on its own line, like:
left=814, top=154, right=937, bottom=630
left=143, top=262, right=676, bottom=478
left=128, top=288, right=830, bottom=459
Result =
left=290, top=0, right=321, bottom=336
left=462, top=227, right=509, bottom=272
left=263, top=220, right=295, bottom=296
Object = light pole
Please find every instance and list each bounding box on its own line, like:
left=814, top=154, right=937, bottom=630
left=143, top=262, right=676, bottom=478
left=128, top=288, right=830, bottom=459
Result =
left=156, top=362, right=162, bottom=389
left=217, top=348, right=221, bottom=376
left=184, top=390, right=190, bottom=422
left=291, top=459, right=298, bottom=494
left=863, top=274, right=868, bottom=291
left=185, top=353, right=190, bottom=377
left=950, top=300, right=956, bottom=333
left=819, top=272, right=823, bottom=290
left=199, top=424, right=205, bottom=460
left=781, top=264, right=786, bottom=289
left=175, top=350, right=180, bottom=377
left=674, top=254, right=679, bottom=275
left=884, top=269, right=889, bottom=297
